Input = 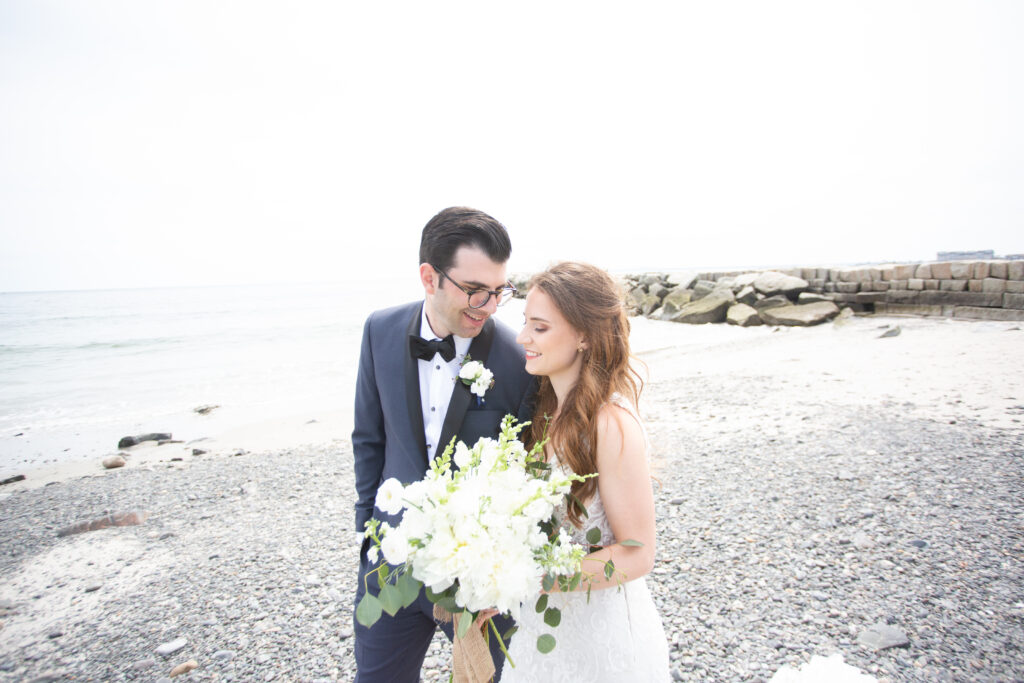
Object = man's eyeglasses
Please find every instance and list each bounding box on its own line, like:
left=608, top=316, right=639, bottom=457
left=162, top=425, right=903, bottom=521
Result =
left=432, top=266, right=517, bottom=309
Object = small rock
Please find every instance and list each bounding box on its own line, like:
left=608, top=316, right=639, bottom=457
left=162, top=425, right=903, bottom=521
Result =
left=156, top=637, right=188, bottom=657
left=170, top=660, right=198, bottom=677
left=879, top=326, right=902, bottom=338
left=131, top=658, right=157, bottom=670
left=192, top=449, right=207, bottom=456
left=857, top=622, right=910, bottom=650
left=909, top=539, right=929, bottom=548
left=194, top=404, right=220, bottom=415
left=669, top=497, right=685, bottom=505
left=102, top=455, right=126, bottom=469
left=212, top=650, right=235, bottom=662
left=0, top=474, right=26, bottom=486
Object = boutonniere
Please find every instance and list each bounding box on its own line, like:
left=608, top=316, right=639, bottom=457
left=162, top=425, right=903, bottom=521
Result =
left=458, top=355, right=495, bottom=404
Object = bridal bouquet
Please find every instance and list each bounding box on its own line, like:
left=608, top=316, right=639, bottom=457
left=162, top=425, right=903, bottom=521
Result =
left=357, top=415, right=592, bottom=657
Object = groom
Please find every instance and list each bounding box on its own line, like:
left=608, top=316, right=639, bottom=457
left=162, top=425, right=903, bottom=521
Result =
left=352, top=207, right=536, bottom=682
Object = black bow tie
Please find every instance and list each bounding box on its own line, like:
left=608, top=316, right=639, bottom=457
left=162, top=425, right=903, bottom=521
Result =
left=409, top=334, right=457, bottom=363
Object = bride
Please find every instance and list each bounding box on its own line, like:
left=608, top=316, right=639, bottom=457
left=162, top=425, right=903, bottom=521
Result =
left=499, top=261, right=670, bottom=682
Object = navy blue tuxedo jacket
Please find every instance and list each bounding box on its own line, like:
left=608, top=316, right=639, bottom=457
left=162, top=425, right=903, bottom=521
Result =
left=352, top=301, right=537, bottom=540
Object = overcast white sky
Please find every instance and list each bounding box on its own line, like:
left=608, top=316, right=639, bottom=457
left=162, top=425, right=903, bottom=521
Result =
left=1, top=1, right=1021, bottom=292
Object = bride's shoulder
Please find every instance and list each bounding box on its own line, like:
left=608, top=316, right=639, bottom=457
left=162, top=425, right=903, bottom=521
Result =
left=595, top=396, right=645, bottom=459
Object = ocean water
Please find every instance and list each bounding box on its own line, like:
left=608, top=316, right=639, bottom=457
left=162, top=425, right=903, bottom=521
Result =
left=0, top=278, right=431, bottom=477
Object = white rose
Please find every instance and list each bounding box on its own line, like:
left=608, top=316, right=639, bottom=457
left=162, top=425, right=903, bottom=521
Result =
left=380, top=526, right=411, bottom=565
left=374, top=478, right=406, bottom=515
left=459, top=360, right=483, bottom=381
left=453, top=441, right=473, bottom=469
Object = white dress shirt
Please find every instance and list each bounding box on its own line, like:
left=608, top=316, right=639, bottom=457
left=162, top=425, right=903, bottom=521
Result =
left=418, top=306, right=472, bottom=462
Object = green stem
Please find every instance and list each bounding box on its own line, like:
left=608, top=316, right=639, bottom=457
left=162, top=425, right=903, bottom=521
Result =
left=488, top=618, right=515, bottom=669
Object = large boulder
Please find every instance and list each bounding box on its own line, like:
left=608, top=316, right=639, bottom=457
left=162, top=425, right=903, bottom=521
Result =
left=735, top=286, right=758, bottom=306
left=759, top=301, right=840, bottom=326
left=752, top=271, right=809, bottom=298
left=658, top=288, right=693, bottom=319
left=669, top=294, right=732, bottom=324
left=726, top=303, right=762, bottom=326
left=690, top=280, right=716, bottom=301
left=753, top=295, right=791, bottom=310
left=639, top=293, right=661, bottom=316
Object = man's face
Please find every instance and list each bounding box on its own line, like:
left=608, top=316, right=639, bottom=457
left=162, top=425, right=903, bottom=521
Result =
left=422, top=245, right=508, bottom=339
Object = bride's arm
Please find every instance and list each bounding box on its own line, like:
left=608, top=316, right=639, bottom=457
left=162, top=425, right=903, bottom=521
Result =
left=561, top=403, right=657, bottom=591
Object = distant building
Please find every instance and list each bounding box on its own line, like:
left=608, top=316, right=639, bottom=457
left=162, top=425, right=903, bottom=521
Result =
left=937, top=250, right=995, bottom=260
left=1006, top=254, right=1024, bottom=261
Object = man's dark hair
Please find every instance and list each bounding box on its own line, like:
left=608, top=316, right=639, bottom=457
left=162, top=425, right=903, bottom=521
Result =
left=419, top=207, right=512, bottom=271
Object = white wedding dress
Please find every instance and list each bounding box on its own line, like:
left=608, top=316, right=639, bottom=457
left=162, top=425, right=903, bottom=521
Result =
left=501, top=401, right=670, bottom=682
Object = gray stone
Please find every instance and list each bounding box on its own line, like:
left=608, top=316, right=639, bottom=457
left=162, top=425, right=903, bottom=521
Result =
left=156, top=637, right=188, bottom=657
left=752, top=271, right=809, bottom=297
left=213, top=650, right=236, bottom=662
left=666, top=273, right=697, bottom=289
left=759, top=301, right=840, bottom=326
left=640, top=293, right=661, bottom=316
left=1004, top=293, right=1024, bottom=310
left=1009, top=261, right=1024, bottom=280
left=726, top=303, right=762, bottom=327
left=102, top=455, right=126, bottom=469
left=950, top=262, right=972, bottom=279
left=132, top=658, right=157, bottom=670
left=857, top=623, right=910, bottom=651
left=735, top=286, right=757, bottom=306
left=753, top=295, right=790, bottom=311
left=981, top=278, right=1007, bottom=293
left=931, top=262, right=953, bottom=279
left=893, top=264, right=916, bottom=279
left=989, top=261, right=1008, bottom=279
left=852, top=532, right=874, bottom=549
left=908, top=278, right=924, bottom=291
left=952, top=306, right=1024, bottom=321
left=1007, top=280, right=1024, bottom=293
left=973, top=262, right=990, bottom=279
left=878, top=326, right=901, bottom=338
left=648, top=283, right=668, bottom=301
left=659, top=289, right=693, bottom=319
left=939, top=279, right=967, bottom=292
left=836, top=282, right=860, bottom=293
left=914, top=263, right=932, bottom=279
left=796, top=292, right=830, bottom=304
left=690, top=280, right=715, bottom=301
left=670, top=295, right=732, bottom=324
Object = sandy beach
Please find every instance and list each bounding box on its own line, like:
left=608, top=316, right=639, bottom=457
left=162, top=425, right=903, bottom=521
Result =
left=1, top=313, right=1022, bottom=681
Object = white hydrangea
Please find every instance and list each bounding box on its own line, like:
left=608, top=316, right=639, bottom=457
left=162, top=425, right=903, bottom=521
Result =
left=364, top=415, right=593, bottom=627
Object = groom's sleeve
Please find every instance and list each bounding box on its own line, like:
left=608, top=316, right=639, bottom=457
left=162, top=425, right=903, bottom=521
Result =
left=352, top=315, right=386, bottom=537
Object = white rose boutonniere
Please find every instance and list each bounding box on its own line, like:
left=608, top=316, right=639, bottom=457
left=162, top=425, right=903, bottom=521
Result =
left=458, top=355, right=494, bottom=404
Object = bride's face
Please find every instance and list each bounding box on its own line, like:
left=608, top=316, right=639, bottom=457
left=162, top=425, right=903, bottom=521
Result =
left=516, top=288, right=585, bottom=380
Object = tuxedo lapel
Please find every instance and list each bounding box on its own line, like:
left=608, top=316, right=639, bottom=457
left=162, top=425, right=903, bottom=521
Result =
left=403, top=303, right=428, bottom=463
left=437, top=318, right=496, bottom=454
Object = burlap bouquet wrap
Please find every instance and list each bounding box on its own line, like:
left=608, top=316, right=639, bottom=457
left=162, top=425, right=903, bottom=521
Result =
left=433, top=605, right=496, bottom=683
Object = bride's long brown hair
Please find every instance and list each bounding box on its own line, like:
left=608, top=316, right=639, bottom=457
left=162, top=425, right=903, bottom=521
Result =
left=526, top=262, right=644, bottom=527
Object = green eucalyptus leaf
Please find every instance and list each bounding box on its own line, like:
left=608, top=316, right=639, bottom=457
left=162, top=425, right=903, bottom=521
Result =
left=543, top=607, right=561, bottom=628
left=542, top=574, right=555, bottom=592
left=503, top=625, right=519, bottom=641
left=585, top=527, right=602, bottom=545
left=569, top=572, right=582, bottom=591
left=355, top=593, right=382, bottom=627
left=569, top=493, right=589, bottom=519
left=557, top=575, right=570, bottom=592
left=396, top=572, right=422, bottom=608
left=457, top=610, right=473, bottom=639
left=537, top=634, right=556, bottom=654
left=379, top=583, right=403, bottom=616
left=604, top=559, right=616, bottom=580
left=620, top=539, right=644, bottom=547
left=535, top=594, right=548, bottom=613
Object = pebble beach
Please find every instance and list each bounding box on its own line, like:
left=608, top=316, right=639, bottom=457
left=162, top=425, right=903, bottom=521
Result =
left=1, top=314, right=1023, bottom=681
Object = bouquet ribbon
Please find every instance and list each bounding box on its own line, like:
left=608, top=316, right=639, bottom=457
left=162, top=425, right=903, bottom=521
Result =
left=433, top=605, right=496, bottom=683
